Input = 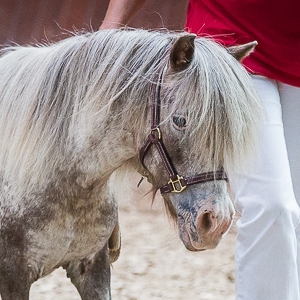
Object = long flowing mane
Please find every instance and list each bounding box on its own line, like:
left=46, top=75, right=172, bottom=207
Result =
left=0, top=29, right=261, bottom=191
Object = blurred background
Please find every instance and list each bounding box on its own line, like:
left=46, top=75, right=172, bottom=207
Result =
left=0, top=0, right=187, bottom=45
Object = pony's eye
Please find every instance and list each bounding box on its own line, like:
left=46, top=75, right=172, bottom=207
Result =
left=172, top=115, right=187, bottom=130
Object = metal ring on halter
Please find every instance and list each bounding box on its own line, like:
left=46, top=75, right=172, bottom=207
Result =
left=150, top=127, right=161, bottom=140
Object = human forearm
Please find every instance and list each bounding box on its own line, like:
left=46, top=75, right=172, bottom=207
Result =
left=100, top=0, right=148, bottom=29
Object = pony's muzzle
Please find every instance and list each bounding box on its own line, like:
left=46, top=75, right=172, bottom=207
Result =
left=179, top=208, right=234, bottom=251
left=192, top=209, right=234, bottom=250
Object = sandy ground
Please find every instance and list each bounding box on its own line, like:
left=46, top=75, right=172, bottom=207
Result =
left=14, top=180, right=237, bottom=300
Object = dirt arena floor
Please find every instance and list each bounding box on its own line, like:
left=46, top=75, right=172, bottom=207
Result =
left=26, top=178, right=236, bottom=300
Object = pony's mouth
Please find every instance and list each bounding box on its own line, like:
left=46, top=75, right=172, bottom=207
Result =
left=179, top=227, right=205, bottom=251
left=184, top=240, right=206, bottom=252
left=179, top=222, right=224, bottom=252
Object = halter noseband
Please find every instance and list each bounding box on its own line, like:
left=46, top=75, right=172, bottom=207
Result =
left=139, top=72, right=228, bottom=194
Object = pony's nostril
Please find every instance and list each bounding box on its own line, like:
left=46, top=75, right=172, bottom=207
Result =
left=197, top=211, right=219, bottom=233
left=201, top=212, right=212, bottom=231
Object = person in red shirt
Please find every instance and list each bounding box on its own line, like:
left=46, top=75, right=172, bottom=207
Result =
left=101, top=1, right=300, bottom=299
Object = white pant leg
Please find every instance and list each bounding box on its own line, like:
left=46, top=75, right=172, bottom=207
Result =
left=231, top=76, right=300, bottom=300
left=280, top=82, right=300, bottom=202
left=280, top=82, right=300, bottom=289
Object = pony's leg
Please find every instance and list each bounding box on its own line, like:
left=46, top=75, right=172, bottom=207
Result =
left=0, top=284, right=30, bottom=300
left=0, top=233, right=32, bottom=300
left=0, top=278, right=30, bottom=300
left=108, top=220, right=121, bottom=263
left=0, top=258, right=31, bottom=300
left=64, top=245, right=111, bottom=300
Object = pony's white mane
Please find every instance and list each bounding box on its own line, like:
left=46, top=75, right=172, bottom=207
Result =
left=0, top=29, right=261, bottom=191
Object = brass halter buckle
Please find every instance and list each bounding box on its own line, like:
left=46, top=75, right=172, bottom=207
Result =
left=168, top=175, right=187, bottom=193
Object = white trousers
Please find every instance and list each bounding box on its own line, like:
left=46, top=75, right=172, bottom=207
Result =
left=231, top=76, right=300, bottom=300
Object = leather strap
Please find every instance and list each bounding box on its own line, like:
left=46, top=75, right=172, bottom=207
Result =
left=160, top=170, right=228, bottom=194
left=151, top=73, right=163, bottom=130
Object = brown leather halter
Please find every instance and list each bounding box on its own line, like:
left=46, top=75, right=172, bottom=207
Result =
left=139, top=72, right=228, bottom=194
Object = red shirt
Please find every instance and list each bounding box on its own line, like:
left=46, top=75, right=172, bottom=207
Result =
left=186, top=0, right=300, bottom=87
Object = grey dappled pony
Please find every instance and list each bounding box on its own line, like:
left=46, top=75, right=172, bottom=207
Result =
left=0, top=29, right=261, bottom=299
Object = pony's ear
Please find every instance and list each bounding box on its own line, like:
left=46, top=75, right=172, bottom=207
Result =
left=227, top=41, right=258, bottom=61
left=169, top=34, right=196, bottom=71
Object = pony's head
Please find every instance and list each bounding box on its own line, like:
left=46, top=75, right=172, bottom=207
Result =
left=138, top=34, right=261, bottom=250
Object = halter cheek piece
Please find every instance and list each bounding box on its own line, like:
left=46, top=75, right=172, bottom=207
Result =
left=139, top=72, right=228, bottom=194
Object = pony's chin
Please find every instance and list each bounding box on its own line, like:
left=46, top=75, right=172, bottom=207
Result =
left=180, top=230, right=221, bottom=252
left=184, top=240, right=220, bottom=252
left=183, top=243, right=206, bottom=252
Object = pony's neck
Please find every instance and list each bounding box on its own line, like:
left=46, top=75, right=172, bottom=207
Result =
left=73, top=92, right=153, bottom=182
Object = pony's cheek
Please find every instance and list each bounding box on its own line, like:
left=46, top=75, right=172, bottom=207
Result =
left=141, top=155, right=164, bottom=186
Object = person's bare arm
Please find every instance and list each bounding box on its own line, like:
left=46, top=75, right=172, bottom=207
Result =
left=100, top=0, right=148, bottom=29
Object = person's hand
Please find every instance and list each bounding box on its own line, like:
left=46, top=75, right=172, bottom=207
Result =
left=99, top=0, right=148, bottom=30
left=99, top=21, right=123, bottom=30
